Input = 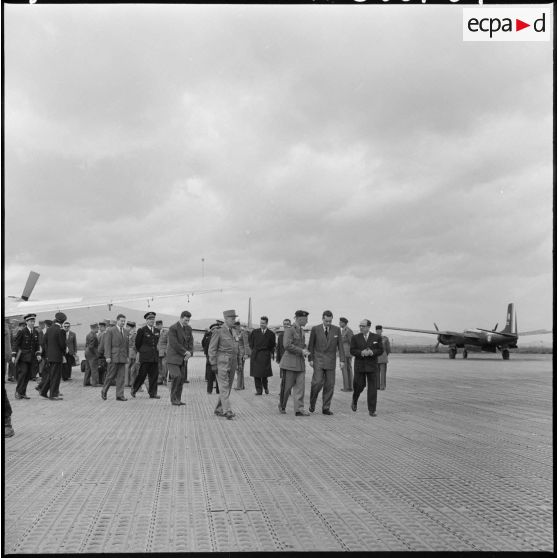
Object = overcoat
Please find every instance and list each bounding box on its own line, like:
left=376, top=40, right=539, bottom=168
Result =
left=166, top=321, right=194, bottom=365
left=249, top=328, right=276, bottom=378
left=43, top=323, right=67, bottom=363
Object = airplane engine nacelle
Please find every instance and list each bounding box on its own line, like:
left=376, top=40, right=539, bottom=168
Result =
left=438, top=334, right=452, bottom=345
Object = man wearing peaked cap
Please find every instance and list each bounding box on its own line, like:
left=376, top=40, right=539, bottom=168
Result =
left=12, top=313, right=41, bottom=399
left=39, top=312, right=67, bottom=400
left=131, top=311, right=160, bottom=399
left=208, top=310, right=242, bottom=419
left=84, top=323, right=101, bottom=387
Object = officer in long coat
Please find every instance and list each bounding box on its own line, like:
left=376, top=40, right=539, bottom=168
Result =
left=131, top=312, right=161, bottom=399
left=249, top=316, right=276, bottom=395
left=11, top=313, right=42, bottom=399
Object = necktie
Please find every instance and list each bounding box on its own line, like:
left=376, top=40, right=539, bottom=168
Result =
left=325, top=327, right=329, bottom=338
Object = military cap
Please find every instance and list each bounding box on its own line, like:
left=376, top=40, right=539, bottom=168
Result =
left=144, top=311, right=156, bottom=320
left=375, top=325, right=383, bottom=330
left=98, top=320, right=107, bottom=326
left=340, top=317, right=348, bottom=324
left=155, top=319, right=163, bottom=325
left=44, top=319, right=54, bottom=327
left=126, top=321, right=136, bottom=328
left=216, top=319, right=224, bottom=325
left=55, top=312, right=67, bottom=323
left=90, top=323, right=99, bottom=328
left=18, top=321, right=26, bottom=327
left=38, top=320, right=45, bottom=326
left=223, top=309, right=238, bottom=318
left=294, top=310, right=309, bottom=317
left=209, top=322, right=220, bottom=330
left=23, top=313, right=37, bottom=322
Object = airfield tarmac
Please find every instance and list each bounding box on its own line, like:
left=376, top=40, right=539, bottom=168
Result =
left=3, top=353, right=554, bottom=553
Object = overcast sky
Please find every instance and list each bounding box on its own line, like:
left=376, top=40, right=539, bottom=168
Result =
left=3, top=3, right=553, bottom=333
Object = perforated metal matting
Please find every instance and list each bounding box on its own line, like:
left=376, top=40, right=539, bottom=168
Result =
left=4, top=354, right=553, bottom=552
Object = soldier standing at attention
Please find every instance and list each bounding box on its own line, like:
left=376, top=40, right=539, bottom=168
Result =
left=12, top=314, right=42, bottom=400
left=131, top=312, right=161, bottom=399
left=278, top=310, right=311, bottom=416
left=208, top=310, right=241, bottom=420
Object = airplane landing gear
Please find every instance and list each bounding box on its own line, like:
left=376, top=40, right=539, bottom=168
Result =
left=502, top=349, right=510, bottom=360
left=463, top=349, right=468, bottom=359
left=449, top=347, right=457, bottom=359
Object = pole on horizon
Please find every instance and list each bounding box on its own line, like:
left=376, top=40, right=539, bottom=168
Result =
left=248, top=297, right=252, bottom=330
left=201, top=258, right=205, bottom=281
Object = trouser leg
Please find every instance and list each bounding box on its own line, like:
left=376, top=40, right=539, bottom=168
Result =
left=3, top=386, right=13, bottom=425
left=367, top=371, right=378, bottom=412
left=103, top=362, right=118, bottom=396
left=353, top=371, right=366, bottom=405
left=15, top=361, right=31, bottom=396
left=292, top=371, right=306, bottom=413
left=309, top=366, right=325, bottom=409
left=146, top=362, right=159, bottom=397
left=254, top=377, right=263, bottom=394
left=168, top=363, right=184, bottom=403
left=322, top=368, right=336, bottom=411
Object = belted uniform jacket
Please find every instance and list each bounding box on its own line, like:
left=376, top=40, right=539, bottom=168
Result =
left=278, top=323, right=306, bottom=372
left=208, top=326, right=242, bottom=368
left=166, top=322, right=194, bottom=366
left=135, top=325, right=160, bottom=363
left=85, top=331, right=99, bottom=358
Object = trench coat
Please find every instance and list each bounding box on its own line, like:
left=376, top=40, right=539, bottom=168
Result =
left=249, top=328, right=276, bottom=378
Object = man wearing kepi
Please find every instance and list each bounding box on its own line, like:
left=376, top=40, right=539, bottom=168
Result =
left=208, top=309, right=241, bottom=420
left=101, top=313, right=129, bottom=401
left=308, top=310, right=345, bottom=415
left=131, top=312, right=161, bottom=399
left=11, top=313, right=42, bottom=400
left=166, top=311, right=194, bottom=406
left=40, top=312, right=67, bottom=401
left=278, top=310, right=311, bottom=416
left=350, top=319, right=384, bottom=417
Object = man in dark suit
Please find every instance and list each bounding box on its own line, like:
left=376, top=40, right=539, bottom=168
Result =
left=131, top=312, right=161, bottom=399
left=83, top=323, right=100, bottom=386
left=39, top=312, right=67, bottom=400
left=11, top=313, right=42, bottom=399
left=249, top=316, right=276, bottom=395
left=276, top=319, right=291, bottom=413
left=307, top=310, right=345, bottom=415
left=203, top=323, right=220, bottom=394
left=166, top=311, right=194, bottom=406
left=61, top=321, right=77, bottom=381
left=350, top=319, right=384, bottom=416
left=101, top=314, right=129, bottom=401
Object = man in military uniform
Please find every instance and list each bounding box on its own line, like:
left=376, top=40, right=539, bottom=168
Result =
left=276, top=319, right=291, bottom=411
left=202, top=323, right=220, bottom=394
left=83, top=323, right=100, bottom=386
left=233, top=321, right=250, bottom=390
left=156, top=320, right=168, bottom=385
left=278, top=310, right=311, bottom=416
left=97, top=321, right=108, bottom=385
left=208, top=310, right=243, bottom=420
left=131, top=312, right=161, bottom=399
left=11, top=313, right=42, bottom=399
left=125, top=321, right=137, bottom=387
left=339, top=317, right=354, bottom=392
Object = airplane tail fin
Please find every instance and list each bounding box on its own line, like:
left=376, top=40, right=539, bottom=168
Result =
left=21, top=271, right=40, bottom=301
left=501, top=303, right=516, bottom=335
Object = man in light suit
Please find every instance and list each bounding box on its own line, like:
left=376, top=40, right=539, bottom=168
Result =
left=166, top=311, right=194, bottom=406
left=350, top=319, right=384, bottom=416
left=101, top=314, right=129, bottom=401
left=307, top=310, right=345, bottom=415
left=278, top=310, right=311, bottom=416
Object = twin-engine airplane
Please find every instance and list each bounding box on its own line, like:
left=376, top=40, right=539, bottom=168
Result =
left=384, top=303, right=551, bottom=360
left=5, top=271, right=222, bottom=332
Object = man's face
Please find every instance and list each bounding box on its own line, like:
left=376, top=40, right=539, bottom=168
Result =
left=376, top=328, right=383, bottom=336
left=260, top=319, right=268, bottom=329
left=298, top=316, right=308, bottom=327
left=63, top=322, right=71, bottom=332
left=146, top=317, right=155, bottom=328
left=339, top=320, right=347, bottom=329
left=224, top=316, right=236, bottom=327
left=180, top=316, right=190, bottom=326
left=359, top=321, right=371, bottom=335
left=117, top=316, right=126, bottom=328
left=322, top=315, right=333, bottom=327
left=283, top=320, right=291, bottom=329
left=26, top=319, right=36, bottom=329
left=99, top=325, right=106, bottom=332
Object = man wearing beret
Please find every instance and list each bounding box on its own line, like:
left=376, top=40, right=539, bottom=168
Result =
left=39, top=312, right=67, bottom=400
left=131, top=312, right=161, bottom=399
left=11, top=313, right=42, bottom=399
left=278, top=310, right=311, bottom=416
left=166, top=311, right=194, bottom=406
left=83, top=323, right=101, bottom=387
left=208, top=310, right=243, bottom=419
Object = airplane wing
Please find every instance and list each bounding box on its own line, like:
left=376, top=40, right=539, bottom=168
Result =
left=518, top=329, right=553, bottom=336
left=383, top=326, right=456, bottom=336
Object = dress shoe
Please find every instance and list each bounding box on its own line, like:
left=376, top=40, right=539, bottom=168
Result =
left=149, top=395, right=161, bottom=399
left=178, top=402, right=186, bottom=405
left=214, top=410, right=224, bottom=416
left=22, top=395, right=30, bottom=400
left=309, top=405, right=315, bottom=413
left=184, top=380, right=190, bottom=383
left=351, top=402, right=357, bottom=412
left=255, top=392, right=262, bottom=396
left=171, top=402, right=181, bottom=406
left=49, top=396, right=63, bottom=401
left=101, top=391, right=107, bottom=401
left=130, top=390, right=136, bottom=398
left=4, top=425, right=15, bottom=437
left=322, top=410, right=334, bottom=415
left=14, top=393, right=22, bottom=400
left=278, top=404, right=286, bottom=414
left=369, top=411, right=377, bottom=417
left=39, top=394, right=49, bottom=399
left=295, top=410, right=310, bottom=416
left=116, top=396, right=128, bottom=401
left=224, top=411, right=234, bottom=420
left=264, top=388, right=269, bottom=394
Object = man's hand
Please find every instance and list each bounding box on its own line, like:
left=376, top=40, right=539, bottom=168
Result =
left=211, top=365, right=218, bottom=372
left=302, top=349, right=310, bottom=358
left=184, top=351, right=192, bottom=360
left=106, top=357, right=111, bottom=364
left=37, top=355, right=42, bottom=362
left=11, top=356, right=15, bottom=364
